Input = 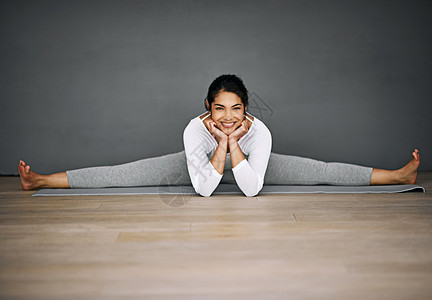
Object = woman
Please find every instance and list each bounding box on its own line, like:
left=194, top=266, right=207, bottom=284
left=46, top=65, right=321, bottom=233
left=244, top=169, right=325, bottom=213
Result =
left=18, top=74, right=420, bottom=197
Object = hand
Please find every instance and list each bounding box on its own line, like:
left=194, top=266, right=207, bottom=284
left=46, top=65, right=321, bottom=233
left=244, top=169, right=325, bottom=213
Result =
left=207, top=119, right=228, bottom=144
left=228, top=119, right=249, bottom=143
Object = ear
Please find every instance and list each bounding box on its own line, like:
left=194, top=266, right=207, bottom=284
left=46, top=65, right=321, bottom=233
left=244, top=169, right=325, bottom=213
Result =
left=205, top=99, right=210, bottom=111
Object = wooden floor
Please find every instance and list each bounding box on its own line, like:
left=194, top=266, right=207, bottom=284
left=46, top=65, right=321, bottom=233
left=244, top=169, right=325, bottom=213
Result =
left=1, top=174, right=432, bottom=300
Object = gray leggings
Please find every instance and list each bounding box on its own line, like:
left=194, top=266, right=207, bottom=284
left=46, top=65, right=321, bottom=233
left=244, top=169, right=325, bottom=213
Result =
left=66, top=151, right=372, bottom=188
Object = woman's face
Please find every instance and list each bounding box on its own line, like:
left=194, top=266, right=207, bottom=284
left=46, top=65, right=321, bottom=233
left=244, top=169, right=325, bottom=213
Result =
left=209, top=91, right=246, bottom=136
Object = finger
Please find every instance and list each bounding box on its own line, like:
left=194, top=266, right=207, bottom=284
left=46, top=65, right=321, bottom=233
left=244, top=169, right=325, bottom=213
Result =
left=210, top=123, right=216, bottom=133
left=211, top=123, right=219, bottom=132
left=241, top=121, right=248, bottom=132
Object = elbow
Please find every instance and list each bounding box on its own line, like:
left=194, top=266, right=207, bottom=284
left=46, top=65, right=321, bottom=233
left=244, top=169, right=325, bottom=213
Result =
left=243, top=188, right=261, bottom=197
left=242, top=183, right=263, bottom=197
left=194, top=187, right=213, bottom=197
left=191, top=180, right=213, bottom=197
left=244, top=191, right=258, bottom=197
left=199, top=191, right=212, bottom=197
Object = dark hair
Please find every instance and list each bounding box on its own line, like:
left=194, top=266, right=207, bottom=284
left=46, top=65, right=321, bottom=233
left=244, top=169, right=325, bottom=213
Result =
left=204, top=74, right=249, bottom=112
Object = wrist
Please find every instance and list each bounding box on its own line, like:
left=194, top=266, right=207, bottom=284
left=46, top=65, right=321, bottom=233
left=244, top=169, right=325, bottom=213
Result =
left=218, top=137, right=228, bottom=152
left=219, top=135, right=228, bottom=144
left=228, top=139, right=239, bottom=151
left=228, top=136, right=239, bottom=145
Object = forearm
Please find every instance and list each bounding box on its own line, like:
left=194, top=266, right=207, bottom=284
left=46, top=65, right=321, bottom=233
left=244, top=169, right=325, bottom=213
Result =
left=229, top=138, right=245, bottom=168
left=211, top=138, right=228, bottom=175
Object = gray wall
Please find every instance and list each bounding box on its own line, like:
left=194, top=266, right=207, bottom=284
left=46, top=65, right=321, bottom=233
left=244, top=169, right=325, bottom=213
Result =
left=1, top=0, right=431, bottom=175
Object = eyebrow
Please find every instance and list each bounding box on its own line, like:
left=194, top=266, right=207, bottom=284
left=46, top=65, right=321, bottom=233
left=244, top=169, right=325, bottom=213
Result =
left=214, top=103, right=242, bottom=107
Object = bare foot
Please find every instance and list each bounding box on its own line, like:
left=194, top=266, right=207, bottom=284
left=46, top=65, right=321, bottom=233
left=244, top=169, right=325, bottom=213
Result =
left=397, top=149, right=420, bottom=184
left=18, top=160, right=42, bottom=190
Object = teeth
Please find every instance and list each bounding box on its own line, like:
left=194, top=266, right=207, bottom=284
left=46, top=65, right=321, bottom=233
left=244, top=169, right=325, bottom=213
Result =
left=222, top=122, right=235, bottom=127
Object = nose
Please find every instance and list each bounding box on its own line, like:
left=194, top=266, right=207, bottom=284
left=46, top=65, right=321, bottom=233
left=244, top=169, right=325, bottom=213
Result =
left=224, top=110, right=232, bottom=120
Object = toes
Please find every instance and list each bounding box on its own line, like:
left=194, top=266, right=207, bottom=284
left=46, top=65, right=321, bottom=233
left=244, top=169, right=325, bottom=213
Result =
left=25, top=165, right=30, bottom=174
left=413, top=151, right=420, bottom=161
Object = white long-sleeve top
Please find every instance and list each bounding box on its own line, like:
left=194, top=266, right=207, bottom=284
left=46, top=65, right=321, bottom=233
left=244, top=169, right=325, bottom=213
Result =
left=183, top=112, right=272, bottom=197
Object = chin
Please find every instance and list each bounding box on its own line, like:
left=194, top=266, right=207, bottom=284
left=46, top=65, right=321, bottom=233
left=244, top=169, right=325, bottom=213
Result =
left=221, top=129, right=233, bottom=136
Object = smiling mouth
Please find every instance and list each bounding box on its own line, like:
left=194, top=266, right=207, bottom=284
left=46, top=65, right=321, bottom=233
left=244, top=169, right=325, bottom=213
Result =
left=221, top=122, right=236, bottom=128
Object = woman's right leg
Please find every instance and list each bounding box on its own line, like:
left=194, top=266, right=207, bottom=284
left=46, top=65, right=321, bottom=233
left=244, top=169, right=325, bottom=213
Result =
left=18, top=151, right=192, bottom=190
left=18, top=161, right=69, bottom=190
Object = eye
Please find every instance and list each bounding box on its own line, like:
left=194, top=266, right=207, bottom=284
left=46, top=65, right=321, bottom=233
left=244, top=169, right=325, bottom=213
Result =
left=216, top=107, right=223, bottom=110
left=234, top=107, right=241, bottom=110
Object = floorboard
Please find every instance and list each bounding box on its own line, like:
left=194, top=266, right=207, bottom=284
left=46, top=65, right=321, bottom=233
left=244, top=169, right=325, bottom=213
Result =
left=0, top=173, right=431, bottom=299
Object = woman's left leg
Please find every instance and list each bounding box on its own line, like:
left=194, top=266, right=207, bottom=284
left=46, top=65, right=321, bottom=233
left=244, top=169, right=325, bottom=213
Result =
left=264, top=149, right=420, bottom=186
left=370, top=149, right=420, bottom=184
left=264, top=153, right=373, bottom=185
